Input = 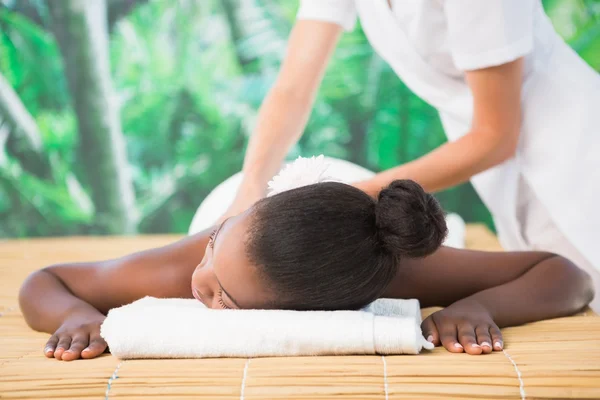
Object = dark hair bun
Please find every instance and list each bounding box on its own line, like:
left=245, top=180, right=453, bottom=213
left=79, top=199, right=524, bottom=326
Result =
left=375, top=180, right=448, bottom=258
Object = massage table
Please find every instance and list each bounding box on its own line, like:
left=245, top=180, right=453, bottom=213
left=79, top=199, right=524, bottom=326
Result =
left=1, top=225, right=599, bottom=399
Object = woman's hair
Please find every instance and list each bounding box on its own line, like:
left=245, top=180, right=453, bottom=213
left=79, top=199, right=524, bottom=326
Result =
left=246, top=180, right=447, bottom=310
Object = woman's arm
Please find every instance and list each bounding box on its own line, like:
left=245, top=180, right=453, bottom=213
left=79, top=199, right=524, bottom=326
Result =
left=356, top=58, right=524, bottom=195
left=220, top=20, right=343, bottom=219
left=385, top=247, right=593, bottom=321
left=19, top=230, right=212, bottom=360
left=384, top=247, right=594, bottom=354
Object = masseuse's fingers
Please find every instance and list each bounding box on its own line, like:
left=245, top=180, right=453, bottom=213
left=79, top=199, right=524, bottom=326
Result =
left=44, top=335, right=59, bottom=358
left=61, top=334, right=89, bottom=361
left=458, top=324, right=482, bottom=355
left=420, top=316, right=439, bottom=346
left=81, top=335, right=108, bottom=359
left=54, top=336, right=72, bottom=360
left=475, top=325, right=493, bottom=354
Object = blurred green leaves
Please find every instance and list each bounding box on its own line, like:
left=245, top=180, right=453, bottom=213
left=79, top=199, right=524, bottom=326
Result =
left=0, top=0, right=598, bottom=237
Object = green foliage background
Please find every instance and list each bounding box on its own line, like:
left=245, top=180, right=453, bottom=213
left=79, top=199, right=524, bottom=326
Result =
left=0, top=0, right=599, bottom=237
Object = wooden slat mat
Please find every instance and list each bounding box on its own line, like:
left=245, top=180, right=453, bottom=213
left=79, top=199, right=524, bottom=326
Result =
left=1, top=226, right=599, bottom=399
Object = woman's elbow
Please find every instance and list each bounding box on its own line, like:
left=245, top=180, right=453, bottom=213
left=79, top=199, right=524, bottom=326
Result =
left=474, top=128, right=519, bottom=167
left=490, top=136, right=518, bottom=165
left=18, top=269, right=41, bottom=303
left=18, top=267, right=63, bottom=331
left=18, top=270, right=43, bottom=330
left=555, top=255, right=595, bottom=311
left=497, top=143, right=518, bottom=164
left=578, top=268, right=596, bottom=309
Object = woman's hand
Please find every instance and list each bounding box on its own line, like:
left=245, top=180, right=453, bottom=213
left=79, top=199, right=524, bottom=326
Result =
left=421, top=299, right=504, bottom=355
left=44, top=309, right=107, bottom=361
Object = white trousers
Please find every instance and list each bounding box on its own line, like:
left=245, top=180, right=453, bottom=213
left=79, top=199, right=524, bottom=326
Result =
left=517, top=176, right=599, bottom=312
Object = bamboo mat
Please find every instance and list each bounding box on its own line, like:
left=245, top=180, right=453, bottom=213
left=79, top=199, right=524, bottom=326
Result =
left=1, top=225, right=599, bottom=400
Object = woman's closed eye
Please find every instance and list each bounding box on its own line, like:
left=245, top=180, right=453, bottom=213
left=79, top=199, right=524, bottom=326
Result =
left=217, top=288, right=231, bottom=309
left=208, top=229, right=217, bottom=249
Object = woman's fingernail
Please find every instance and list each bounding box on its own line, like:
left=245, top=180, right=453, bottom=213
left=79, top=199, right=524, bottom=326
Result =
left=454, top=343, right=463, bottom=349
left=481, top=342, right=491, bottom=348
left=471, top=343, right=480, bottom=348
left=427, top=335, right=433, bottom=343
left=44, top=347, right=53, bottom=353
left=495, top=341, right=503, bottom=349
left=82, top=348, right=90, bottom=353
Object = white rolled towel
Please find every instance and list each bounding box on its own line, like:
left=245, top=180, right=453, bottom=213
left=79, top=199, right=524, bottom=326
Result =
left=100, top=297, right=433, bottom=359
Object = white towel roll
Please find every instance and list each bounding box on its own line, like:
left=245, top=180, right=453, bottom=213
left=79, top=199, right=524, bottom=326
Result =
left=100, top=297, right=433, bottom=359
left=363, top=298, right=422, bottom=322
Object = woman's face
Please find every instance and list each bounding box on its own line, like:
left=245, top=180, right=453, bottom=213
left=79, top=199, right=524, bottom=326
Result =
left=190, top=210, right=274, bottom=309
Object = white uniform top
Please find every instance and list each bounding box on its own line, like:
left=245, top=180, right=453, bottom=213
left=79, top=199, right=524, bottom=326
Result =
left=297, top=0, right=600, bottom=268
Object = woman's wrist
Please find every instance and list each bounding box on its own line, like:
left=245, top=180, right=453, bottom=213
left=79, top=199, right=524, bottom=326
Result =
left=237, top=178, right=268, bottom=201
left=453, top=296, right=494, bottom=318
left=460, top=288, right=522, bottom=329
left=64, top=301, right=106, bottom=323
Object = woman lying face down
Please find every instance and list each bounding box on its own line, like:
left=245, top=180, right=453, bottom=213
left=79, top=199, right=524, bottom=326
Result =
left=19, top=180, right=594, bottom=361
left=191, top=180, right=446, bottom=311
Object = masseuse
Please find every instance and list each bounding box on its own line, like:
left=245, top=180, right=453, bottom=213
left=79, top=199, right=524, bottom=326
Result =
left=221, top=0, right=600, bottom=309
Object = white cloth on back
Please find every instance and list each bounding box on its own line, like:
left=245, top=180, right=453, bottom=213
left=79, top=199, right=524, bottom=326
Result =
left=189, top=157, right=466, bottom=249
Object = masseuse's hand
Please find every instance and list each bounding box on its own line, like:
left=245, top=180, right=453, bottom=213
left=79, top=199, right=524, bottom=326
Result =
left=421, top=299, right=504, bottom=355
left=352, top=179, right=379, bottom=198
left=219, top=199, right=248, bottom=224
left=218, top=185, right=265, bottom=224
left=44, top=309, right=107, bottom=361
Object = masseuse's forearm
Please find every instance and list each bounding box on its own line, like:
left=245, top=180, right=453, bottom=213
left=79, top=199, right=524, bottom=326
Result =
left=369, top=59, right=524, bottom=194
left=19, top=269, right=104, bottom=334
left=460, top=255, right=594, bottom=328
left=240, top=86, right=315, bottom=196
left=232, top=20, right=342, bottom=205
left=370, top=129, right=517, bottom=193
